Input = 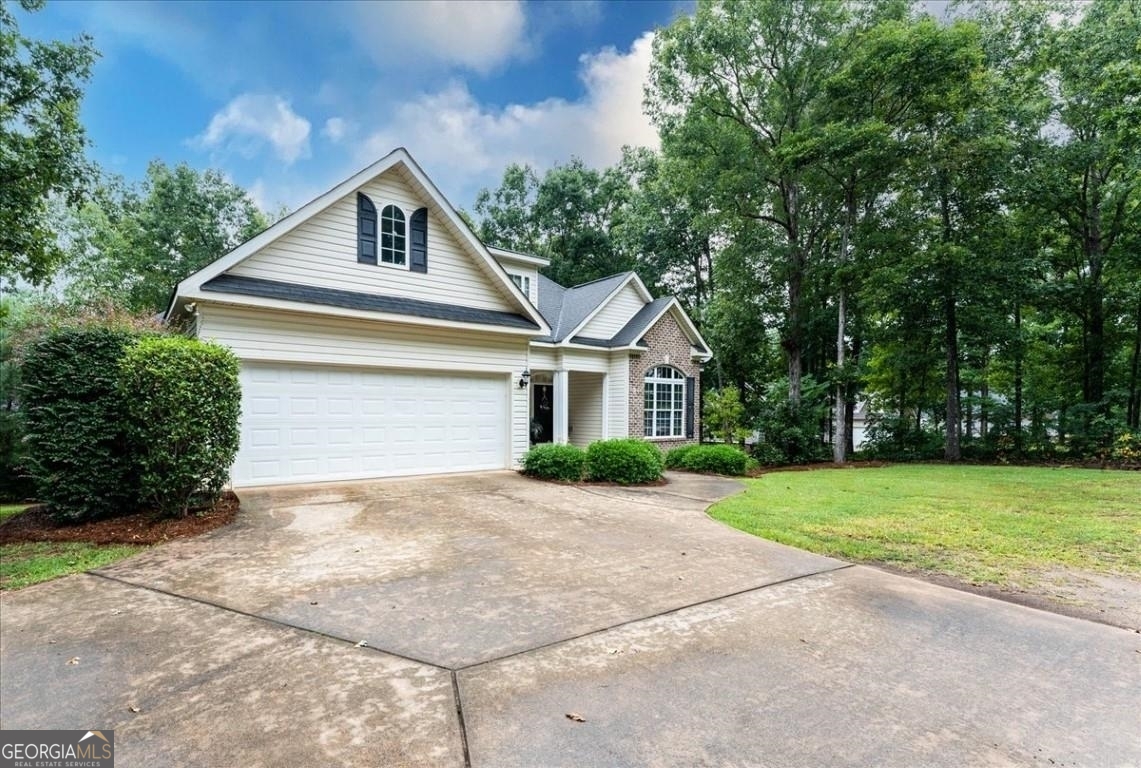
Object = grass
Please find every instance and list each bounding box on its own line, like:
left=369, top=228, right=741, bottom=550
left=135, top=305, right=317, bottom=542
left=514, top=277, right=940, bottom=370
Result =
left=0, top=503, right=32, bottom=523
left=0, top=541, right=145, bottom=590
left=710, top=465, right=1141, bottom=586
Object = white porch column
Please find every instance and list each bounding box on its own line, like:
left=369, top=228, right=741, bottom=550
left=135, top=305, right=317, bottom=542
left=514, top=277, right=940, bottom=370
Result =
left=601, top=373, right=610, bottom=439
left=552, top=369, right=570, bottom=444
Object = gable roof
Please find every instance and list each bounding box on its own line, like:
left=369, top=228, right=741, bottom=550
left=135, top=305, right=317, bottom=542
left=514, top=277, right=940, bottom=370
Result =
left=167, top=147, right=549, bottom=335
left=534, top=272, right=651, bottom=343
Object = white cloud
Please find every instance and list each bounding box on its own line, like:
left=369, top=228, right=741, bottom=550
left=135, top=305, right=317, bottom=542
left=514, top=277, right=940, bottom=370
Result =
left=357, top=32, right=659, bottom=204
left=322, top=117, right=350, bottom=143
left=346, top=0, right=529, bottom=75
left=195, top=94, right=312, bottom=164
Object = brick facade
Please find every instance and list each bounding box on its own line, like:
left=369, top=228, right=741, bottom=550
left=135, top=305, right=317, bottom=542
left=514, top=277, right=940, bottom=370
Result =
left=628, top=310, right=701, bottom=452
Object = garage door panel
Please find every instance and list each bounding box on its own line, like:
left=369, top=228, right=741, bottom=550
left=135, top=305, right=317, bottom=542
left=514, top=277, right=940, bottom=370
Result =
left=232, top=363, right=508, bottom=486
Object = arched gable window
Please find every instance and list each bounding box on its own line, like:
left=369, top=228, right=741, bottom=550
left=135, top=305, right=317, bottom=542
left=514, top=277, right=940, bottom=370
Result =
left=357, top=193, right=377, bottom=265
left=380, top=204, right=407, bottom=266
left=644, top=365, right=685, bottom=438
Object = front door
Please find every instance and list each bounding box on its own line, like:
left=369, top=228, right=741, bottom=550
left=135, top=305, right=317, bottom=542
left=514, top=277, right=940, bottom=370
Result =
left=531, top=384, right=554, bottom=443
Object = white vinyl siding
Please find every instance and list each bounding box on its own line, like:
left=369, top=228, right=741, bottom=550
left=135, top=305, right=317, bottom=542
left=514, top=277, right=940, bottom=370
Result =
left=200, top=305, right=525, bottom=372
left=229, top=169, right=514, bottom=312
left=558, top=348, right=610, bottom=373
left=234, top=364, right=508, bottom=486
left=608, top=353, right=630, bottom=437
left=198, top=305, right=530, bottom=468
left=509, top=374, right=530, bottom=467
left=568, top=372, right=604, bottom=448
left=580, top=282, right=645, bottom=339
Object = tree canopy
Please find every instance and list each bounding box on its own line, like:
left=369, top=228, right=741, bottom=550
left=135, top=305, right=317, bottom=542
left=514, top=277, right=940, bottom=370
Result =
left=1, top=0, right=97, bottom=285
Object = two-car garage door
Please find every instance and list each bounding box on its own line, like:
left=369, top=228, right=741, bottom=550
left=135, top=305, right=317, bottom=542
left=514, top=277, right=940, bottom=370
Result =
left=231, top=363, right=508, bottom=487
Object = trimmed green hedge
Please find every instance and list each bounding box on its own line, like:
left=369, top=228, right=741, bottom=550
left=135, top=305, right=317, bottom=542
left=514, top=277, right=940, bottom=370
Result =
left=19, top=328, right=141, bottom=521
left=585, top=438, right=663, bottom=484
left=665, top=443, right=749, bottom=476
left=18, top=328, right=242, bottom=521
left=120, top=337, right=241, bottom=517
left=521, top=443, right=587, bottom=482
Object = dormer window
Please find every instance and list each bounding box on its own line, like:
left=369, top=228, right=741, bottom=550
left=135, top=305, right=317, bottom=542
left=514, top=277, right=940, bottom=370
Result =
left=380, top=204, right=407, bottom=266
left=510, top=273, right=531, bottom=296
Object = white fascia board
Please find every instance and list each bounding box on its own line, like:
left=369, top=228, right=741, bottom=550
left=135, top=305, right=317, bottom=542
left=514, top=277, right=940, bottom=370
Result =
left=663, top=301, right=714, bottom=361
left=488, top=246, right=550, bottom=267
left=395, top=155, right=549, bottom=335
left=184, top=293, right=543, bottom=338
left=166, top=147, right=550, bottom=336
left=167, top=148, right=406, bottom=317
left=559, top=272, right=656, bottom=344
left=611, top=297, right=713, bottom=362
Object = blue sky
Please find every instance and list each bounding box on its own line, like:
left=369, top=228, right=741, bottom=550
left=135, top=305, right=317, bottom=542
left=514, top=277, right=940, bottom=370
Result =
left=18, top=0, right=689, bottom=213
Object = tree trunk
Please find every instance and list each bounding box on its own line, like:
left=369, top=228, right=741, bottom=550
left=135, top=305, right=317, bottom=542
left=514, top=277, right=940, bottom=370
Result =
left=1014, top=301, right=1023, bottom=454
left=833, top=189, right=854, bottom=464
left=1128, top=296, right=1141, bottom=430
left=1084, top=184, right=1106, bottom=409
left=940, top=187, right=961, bottom=462
left=785, top=180, right=804, bottom=406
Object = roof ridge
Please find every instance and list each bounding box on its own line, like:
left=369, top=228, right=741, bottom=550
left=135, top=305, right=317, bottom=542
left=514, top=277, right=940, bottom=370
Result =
left=565, top=271, right=632, bottom=291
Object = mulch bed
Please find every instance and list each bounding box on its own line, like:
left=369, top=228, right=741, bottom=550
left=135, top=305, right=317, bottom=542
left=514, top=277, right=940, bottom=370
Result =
left=0, top=492, right=240, bottom=546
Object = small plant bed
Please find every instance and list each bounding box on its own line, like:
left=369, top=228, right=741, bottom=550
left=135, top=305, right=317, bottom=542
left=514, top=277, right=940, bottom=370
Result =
left=0, top=493, right=239, bottom=590
left=710, top=465, right=1141, bottom=629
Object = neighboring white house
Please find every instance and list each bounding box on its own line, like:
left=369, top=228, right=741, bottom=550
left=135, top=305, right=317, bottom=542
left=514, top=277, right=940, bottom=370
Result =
left=167, top=148, right=712, bottom=487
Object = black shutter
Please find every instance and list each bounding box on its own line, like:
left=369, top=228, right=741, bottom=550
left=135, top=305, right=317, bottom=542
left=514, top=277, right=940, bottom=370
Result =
left=358, top=193, right=377, bottom=265
left=685, top=376, right=695, bottom=439
left=409, top=207, right=428, bottom=273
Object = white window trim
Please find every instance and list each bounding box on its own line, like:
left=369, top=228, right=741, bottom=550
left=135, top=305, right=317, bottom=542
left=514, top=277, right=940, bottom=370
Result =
left=509, top=273, right=531, bottom=296
left=379, top=203, right=410, bottom=270
left=643, top=365, right=685, bottom=439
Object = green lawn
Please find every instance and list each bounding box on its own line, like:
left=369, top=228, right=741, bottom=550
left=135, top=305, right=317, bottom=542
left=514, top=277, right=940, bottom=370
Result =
left=0, top=503, right=32, bottom=523
left=710, top=465, right=1141, bottom=586
left=0, top=542, right=145, bottom=591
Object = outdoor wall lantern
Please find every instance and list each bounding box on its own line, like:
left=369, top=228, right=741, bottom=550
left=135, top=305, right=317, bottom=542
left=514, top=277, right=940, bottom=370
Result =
left=518, top=369, right=532, bottom=389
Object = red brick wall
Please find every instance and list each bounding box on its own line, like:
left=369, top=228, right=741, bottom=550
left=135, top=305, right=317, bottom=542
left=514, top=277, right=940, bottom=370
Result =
left=628, top=310, right=701, bottom=452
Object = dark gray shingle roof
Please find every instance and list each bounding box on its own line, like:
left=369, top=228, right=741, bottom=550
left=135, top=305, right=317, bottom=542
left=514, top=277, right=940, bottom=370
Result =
left=610, top=297, right=674, bottom=347
left=534, top=272, right=633, bottom=343
left=201, top=274, right=540, bottom=330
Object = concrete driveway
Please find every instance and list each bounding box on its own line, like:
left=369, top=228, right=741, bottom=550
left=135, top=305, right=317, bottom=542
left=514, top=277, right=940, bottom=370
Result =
left=1, top=472, right=1138, bottom=767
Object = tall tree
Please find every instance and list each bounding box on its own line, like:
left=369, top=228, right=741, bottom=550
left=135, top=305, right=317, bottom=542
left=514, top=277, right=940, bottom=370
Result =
left=0, top=0, right=97, bottom=285
left=1036, top=0, right=1141, bottom=411
left=647, top=0, right=852, bottom=407
left=471, top=163, right=541, bottom=255
left=64, top=161, right=267, bottom=313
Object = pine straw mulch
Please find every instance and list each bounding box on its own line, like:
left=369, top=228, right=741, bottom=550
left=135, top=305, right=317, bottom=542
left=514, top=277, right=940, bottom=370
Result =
left=0, top=492, right=240, bottom=546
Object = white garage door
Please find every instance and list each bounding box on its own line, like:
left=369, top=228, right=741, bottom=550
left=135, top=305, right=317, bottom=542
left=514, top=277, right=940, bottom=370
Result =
left=232, top=363, right=508, bottom=486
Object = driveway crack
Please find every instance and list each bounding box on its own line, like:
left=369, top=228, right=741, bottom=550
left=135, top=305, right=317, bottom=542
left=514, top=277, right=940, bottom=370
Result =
left=451, top=671, right=473, bottom=768
left=455, top=563, right=854, bottom=672
left=88, top=571, right=451, bottom=672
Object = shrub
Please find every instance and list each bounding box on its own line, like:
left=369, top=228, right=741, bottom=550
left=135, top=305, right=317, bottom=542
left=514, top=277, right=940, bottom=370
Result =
left=665, top=444, right=749, bottom=476
left=1111, top=431, right=1140, bottom=464
left=119, top=336, right=241, bottom=518
left=521, top=443, right=587, bottom=481
left=755, top=376, right=830, bottom=464
left=19, top=327, right=141, bottom=521
left=585, top=438, right=663, bottom=484
left=664, top=444, right=697, bottom=469
left=703, top=386, right=749, bottom=443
